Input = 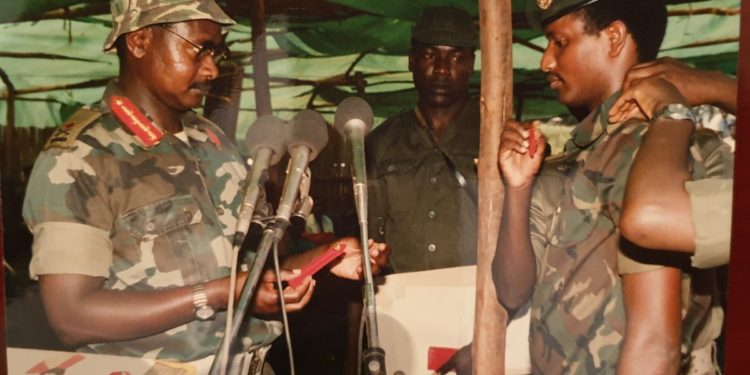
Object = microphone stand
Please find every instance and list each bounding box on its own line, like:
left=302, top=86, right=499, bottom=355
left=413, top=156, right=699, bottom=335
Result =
left=210, top=148, right=311, bottom=375
left=349, top=127, right=386, bottom=375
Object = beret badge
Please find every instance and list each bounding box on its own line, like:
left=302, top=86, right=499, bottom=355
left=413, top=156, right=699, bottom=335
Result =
left=537, top=0, right=553, bottom=9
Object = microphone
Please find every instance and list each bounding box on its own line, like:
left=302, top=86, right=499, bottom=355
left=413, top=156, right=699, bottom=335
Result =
left=275, top=109, right=329, bottom=225
left=334, top=96, right=374, bottom=226
left=213, top=115, right=287, bottom=375
left=334, top=96, right=386, bottom=375
left=234, top=115, right=288, bottom=248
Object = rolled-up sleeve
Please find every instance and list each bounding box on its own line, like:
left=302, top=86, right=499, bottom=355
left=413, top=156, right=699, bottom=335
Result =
left=30, top=221, right=113, bottom=279
left=685, top=178, right=733, bottom=269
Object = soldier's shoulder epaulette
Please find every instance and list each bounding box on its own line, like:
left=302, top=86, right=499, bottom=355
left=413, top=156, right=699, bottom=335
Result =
left=44, top=107, right=103, bottom=151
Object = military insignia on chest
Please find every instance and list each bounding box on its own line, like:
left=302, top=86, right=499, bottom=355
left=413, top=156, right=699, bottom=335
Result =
left=537, top=0, right=553, bottom=9
left=110, top=95, right=164, bottom=148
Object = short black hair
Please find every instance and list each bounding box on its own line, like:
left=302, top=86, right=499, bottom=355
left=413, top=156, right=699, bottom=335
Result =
left=575, top=0, right=667, bottom=62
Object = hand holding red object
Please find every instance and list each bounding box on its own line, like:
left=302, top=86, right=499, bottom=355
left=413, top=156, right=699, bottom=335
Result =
left=288, top=243, right=346, bottom=288
left=528, top=126, right=537, bottom=159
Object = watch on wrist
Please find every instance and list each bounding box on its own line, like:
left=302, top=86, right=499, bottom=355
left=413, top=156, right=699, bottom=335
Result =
left=192, top=284, right=215, bottom=321
left=653, top=103, right=698, bottom=126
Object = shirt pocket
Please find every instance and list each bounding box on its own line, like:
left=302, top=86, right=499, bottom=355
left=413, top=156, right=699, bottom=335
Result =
left=378, top=159, right=420, bottom=215
left=120, top=195, right=199, bottom=239
left=116, top=195, right=209, bottom=284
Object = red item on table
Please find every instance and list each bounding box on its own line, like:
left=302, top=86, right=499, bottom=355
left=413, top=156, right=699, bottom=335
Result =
left=427, top=346, right=459, bottom=371
left=288, top=243, right=346, bottom=288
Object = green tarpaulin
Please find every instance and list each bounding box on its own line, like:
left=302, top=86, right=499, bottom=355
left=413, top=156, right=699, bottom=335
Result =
left=0, top=0, right=741, bottom=138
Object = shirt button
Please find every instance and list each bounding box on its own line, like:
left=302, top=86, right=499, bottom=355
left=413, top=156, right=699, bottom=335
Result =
left=428, top=210, right=436, bottom=218
left=387, top=164, right=396, bottom=172
left=428, top=243, right=436, bottom=252
left=216, top=207, right=224, bottom=215
left=146, top=222, right=155, bottom=231
left=430, top=177, right=437, bottom=184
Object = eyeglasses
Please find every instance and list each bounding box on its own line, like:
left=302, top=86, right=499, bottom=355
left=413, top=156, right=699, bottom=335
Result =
left=159, top=24, right=228, bottom=65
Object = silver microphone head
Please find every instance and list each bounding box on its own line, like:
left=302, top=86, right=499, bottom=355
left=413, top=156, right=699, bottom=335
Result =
left=334, top=96, right=374, bottom=137
left=244, top=115, right=288, bottom=165
left=289, top=109, right=329, bottom=161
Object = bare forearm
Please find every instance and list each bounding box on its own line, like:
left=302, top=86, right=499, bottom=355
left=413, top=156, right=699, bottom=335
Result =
left=617, top=268, right=682, bottom=375
left=492, top=185, right=536, bottom=310
left=699, top=71, right=737, bottom=114
left=621, top=119, right=695, bottom=252
left=40, top=279, right=200, bottom=346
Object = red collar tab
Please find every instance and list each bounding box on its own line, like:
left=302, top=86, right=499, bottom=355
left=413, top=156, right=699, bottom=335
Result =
left=204, top=128, right=222, bottom=149
left=109, top=95, right=164, bottom=147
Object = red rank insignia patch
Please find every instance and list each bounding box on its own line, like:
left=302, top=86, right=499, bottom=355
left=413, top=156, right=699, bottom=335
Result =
left=205, top=128, right=222, bottom=149
left=110, top=95, right=164, bottom=147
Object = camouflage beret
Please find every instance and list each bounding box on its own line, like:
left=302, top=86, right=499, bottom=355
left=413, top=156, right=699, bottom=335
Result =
left=103, top=0, right=236, bottom=51
left=412, top=6, right=477, bottom=49
left=526, top=0, right=600, bottom=29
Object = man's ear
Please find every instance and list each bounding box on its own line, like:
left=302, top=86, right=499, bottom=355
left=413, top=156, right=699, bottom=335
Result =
left=604, top=20, right=629, bottom=58
left=124, top=28, right=152, bottom=59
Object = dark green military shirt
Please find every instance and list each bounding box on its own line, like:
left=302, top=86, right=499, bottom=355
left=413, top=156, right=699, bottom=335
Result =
left=366, top=100, right=479, bottom=273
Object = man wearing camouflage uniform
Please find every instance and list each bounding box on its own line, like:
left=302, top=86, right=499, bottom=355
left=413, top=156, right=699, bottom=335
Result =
left=492, top=0, right=723, bottom=374
left=22, top=0, right=388, bottom=372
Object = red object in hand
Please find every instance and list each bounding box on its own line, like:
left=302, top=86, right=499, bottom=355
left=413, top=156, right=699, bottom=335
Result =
left=528, top=127, right=537, bottom=159
left=288, top=243, right=346, bottom=288
left=427, top=346, right=459, bottom=371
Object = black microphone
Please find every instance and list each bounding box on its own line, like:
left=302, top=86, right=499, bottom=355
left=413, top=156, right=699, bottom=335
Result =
left=276, top=109, right=329, bottom=225
left=335, top=96, right=386, bottom=375
left=233, top=115, right=288, bottom=248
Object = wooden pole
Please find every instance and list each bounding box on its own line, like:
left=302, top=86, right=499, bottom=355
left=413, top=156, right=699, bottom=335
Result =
left=473, top=0, right=513, bottom=374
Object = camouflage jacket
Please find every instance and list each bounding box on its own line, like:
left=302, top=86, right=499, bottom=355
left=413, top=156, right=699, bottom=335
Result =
left=528, top=94, right=644, bottom=374
left=528, top=94, right=728, bottom=374
left=366, top=99, right=478, bottom=273
left=23, top=81, right=281, bottom=361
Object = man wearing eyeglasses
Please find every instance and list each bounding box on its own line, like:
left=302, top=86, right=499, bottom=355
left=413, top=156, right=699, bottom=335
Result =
left=21, top=0, right=389, bottom=372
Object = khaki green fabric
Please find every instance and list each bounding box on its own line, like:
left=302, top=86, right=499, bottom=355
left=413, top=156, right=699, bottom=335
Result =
left=686, top=178, right=732, bottom=269
left=686, top=127, right=735, bottom=269
left=23, top=81, right=280, bottom=362
left=366, top=100, right=479, bottom=273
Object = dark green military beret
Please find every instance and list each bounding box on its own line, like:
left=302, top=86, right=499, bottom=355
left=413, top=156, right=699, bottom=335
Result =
left=526, top=0, right=601, bottom=29
left=412, top=6, right=477, bottom=49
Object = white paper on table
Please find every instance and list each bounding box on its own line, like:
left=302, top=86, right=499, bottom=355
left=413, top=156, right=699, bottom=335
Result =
left=375, top=265, right=531, bottom=375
